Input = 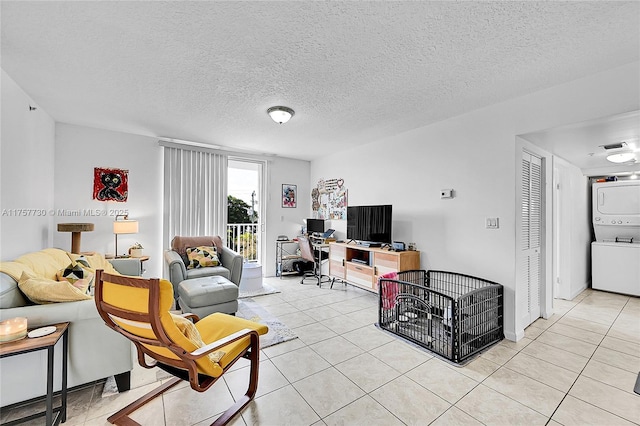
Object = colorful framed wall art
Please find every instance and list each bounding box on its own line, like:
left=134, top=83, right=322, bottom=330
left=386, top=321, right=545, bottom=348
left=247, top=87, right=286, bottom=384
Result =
left=282, top=184, right=297, bottom=208
left=93, top=167, right=129, bottom=202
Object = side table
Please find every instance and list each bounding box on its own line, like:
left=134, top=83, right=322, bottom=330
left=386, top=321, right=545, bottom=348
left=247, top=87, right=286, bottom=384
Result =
left=0, top=322, right=69, bottom=426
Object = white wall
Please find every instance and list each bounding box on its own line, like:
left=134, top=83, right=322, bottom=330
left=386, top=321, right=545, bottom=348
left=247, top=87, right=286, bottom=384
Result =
left=53, top=125, right=310, bottom=279
left=263, top=157, right=311, bottom=276
left=0, top=70, right=56, bottom=260
left=54, top=124, right=164, bottom=276
left=311, top=61, right=640, bottom=340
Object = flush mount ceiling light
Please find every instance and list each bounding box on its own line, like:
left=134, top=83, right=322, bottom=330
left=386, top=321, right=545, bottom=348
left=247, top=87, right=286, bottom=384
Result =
left=267, top=106, right=295, bottom=124
left=606, top=152, right=636, bottom=163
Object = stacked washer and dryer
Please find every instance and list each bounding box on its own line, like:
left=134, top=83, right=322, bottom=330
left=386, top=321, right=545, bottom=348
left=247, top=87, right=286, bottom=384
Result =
left=591, top=180, right=640, bottom=296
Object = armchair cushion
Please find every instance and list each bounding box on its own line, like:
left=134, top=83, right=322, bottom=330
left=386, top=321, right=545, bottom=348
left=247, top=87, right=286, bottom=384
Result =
left=186, top=265, right=230, bottom=281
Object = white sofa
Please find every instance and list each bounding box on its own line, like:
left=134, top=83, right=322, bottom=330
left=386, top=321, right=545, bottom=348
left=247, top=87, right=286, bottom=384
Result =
left=0, top=249, right=138, bottom=407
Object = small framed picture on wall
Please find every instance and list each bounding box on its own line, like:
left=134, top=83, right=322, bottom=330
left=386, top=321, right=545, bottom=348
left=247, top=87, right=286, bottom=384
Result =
left=93, top=167, right=129, bottom=202
left=282, top=184, right=297, bottom=208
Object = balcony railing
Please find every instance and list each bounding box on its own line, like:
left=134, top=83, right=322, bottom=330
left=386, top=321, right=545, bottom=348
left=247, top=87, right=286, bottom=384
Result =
left=226, top=223, right=259, bottom=262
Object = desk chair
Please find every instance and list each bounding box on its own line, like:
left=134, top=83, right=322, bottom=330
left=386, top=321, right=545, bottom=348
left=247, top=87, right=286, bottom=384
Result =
left=298, top=235, right=331, bottom=287
left=94, top=270, right=268, bottom=426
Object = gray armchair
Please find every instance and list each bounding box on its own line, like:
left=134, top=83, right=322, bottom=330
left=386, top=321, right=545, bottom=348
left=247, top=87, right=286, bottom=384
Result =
left=164, top=236, right=244, bottom=300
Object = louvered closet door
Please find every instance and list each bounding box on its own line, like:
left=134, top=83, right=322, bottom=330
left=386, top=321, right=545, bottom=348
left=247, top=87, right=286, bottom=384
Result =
left=520, top=151, right=542, bottom=326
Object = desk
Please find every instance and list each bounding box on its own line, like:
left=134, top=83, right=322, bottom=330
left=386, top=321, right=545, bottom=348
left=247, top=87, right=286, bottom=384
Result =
left=0, top=322, right=69, bottom=426
left=275, top=240, right=302, bottom=278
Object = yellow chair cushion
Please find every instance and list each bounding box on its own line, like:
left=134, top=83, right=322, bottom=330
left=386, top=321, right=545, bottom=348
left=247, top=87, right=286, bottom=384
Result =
left=101, top=276, right=268, bottom=377
left=102, top=277, right=224, bottom=376
left=196, top=313, right=269, bottom=370
left=18, top=271, right=92, bottom=304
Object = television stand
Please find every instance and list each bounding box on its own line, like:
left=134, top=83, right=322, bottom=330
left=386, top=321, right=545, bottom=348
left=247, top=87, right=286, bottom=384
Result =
left=328, top=242, right=420, bottom=293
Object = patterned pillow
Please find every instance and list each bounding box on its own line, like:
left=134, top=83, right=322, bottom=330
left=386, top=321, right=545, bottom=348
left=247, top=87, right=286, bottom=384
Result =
left=186, top=246, right=220, bottom=269
left=170, top=313, right=225, bottom=363
left=56, top=262, right=94, bottom=294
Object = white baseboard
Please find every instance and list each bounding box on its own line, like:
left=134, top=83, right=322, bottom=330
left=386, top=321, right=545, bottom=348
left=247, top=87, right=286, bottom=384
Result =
left=504, top=329, right=525, bottom=342
left=569, top=281, right=589, bottom=300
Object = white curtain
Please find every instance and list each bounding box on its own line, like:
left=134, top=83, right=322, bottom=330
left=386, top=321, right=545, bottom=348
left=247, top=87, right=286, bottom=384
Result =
left=162, top=144, right=228, bottom=247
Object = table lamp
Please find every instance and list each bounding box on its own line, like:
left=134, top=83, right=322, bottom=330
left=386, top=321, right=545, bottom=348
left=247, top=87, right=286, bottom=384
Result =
left=113, top=215, right=138, bottom=258
left=57, top=223, right=95, bottom=254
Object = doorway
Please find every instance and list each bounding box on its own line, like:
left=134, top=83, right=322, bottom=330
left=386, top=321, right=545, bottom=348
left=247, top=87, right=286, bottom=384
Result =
left=227, top=159, right=265, bottom=264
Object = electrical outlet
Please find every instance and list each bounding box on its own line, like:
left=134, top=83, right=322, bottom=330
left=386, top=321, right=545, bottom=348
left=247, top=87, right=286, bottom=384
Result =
left=486, top=218, right=499, bottom=229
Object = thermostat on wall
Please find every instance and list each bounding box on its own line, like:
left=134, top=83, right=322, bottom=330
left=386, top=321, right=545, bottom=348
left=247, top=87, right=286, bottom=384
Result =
left=440, top=189, right=454, bottom=199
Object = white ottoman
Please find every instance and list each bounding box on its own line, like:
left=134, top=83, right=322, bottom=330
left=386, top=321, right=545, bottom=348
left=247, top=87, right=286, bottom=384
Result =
left=239, top=263, right=263, bottom=293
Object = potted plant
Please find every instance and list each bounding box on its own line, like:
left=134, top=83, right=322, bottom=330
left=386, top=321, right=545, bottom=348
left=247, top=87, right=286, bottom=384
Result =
left=129, top=242, right=144, bottom=258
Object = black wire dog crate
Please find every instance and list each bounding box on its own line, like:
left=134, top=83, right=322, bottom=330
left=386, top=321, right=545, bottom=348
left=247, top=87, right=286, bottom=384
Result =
left=378, top=270, right=503, bottom=364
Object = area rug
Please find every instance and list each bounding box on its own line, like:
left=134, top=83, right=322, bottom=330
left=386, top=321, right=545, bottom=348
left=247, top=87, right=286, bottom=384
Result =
left=102, top=298, right=296, bottom=397
left=238, top=282, right=280, bottom=299
left=236, top=298, right=297, bottom=348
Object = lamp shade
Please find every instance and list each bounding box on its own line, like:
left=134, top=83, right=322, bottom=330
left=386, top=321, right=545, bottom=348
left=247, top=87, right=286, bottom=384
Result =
left=113, top=220, right=138, bottom=234
left=267, top=106, right=295, bottom=124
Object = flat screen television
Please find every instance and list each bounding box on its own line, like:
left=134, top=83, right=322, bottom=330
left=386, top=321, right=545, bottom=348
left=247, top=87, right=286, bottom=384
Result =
left=306, top=218, right=325, bottom=234
left=347, top=204, right=392, bottom=246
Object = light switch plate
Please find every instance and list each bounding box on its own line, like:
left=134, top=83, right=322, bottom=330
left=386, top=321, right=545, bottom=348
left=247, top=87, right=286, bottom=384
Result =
left=486, top=217, right=499, bottom=229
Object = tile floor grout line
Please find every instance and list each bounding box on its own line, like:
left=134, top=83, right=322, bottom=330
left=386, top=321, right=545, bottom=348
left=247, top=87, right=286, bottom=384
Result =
left=544, top=291, right=635, bottom=425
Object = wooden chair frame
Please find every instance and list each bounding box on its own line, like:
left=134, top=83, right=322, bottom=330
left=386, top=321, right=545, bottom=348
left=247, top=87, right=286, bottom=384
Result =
left=95, top=270, right=260, bottom=426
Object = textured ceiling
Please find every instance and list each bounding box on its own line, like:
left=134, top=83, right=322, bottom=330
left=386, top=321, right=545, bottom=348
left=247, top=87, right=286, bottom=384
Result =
left=521, top=110, right=640, bottom=176
left=1, top=1, right=639, bottom=161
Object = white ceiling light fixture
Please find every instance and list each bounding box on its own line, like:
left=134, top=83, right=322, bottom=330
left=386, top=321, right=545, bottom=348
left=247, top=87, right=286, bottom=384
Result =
left=606, top=152, right=636, bottom=163
left=267, top=106, right=295, bottom=124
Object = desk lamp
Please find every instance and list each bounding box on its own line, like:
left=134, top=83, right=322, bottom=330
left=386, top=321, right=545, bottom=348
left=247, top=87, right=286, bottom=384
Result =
left=113, top=215, right=138, bottom=257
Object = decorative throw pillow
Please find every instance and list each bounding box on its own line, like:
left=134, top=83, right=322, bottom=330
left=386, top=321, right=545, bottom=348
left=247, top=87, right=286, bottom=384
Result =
left=56, top=262, right=93, bottom=294
left=185, top=246, right=220, bottom=269
left=169, top=313, right=225, bottom=363
left=73, top=256, right=91, bottom=268
left=18, top=271, right=92, bottom=304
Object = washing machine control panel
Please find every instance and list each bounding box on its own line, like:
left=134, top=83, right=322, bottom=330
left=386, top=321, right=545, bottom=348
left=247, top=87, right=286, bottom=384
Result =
left=593, top=216, right=640, bottom=226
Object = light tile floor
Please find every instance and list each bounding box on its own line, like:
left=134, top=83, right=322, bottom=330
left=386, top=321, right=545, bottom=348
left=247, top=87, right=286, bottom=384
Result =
left=2, top=277, right=639, bottom=425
